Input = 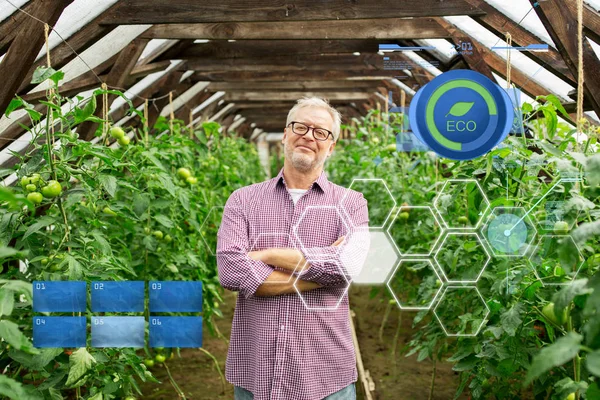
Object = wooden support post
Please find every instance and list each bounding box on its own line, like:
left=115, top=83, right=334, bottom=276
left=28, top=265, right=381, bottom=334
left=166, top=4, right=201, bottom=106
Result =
left=0, top=0, right=73, bottom=117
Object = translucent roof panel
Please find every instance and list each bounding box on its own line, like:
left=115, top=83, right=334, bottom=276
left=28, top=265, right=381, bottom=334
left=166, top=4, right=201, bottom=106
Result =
left=0, top=0, right=28, bottom=23
left=139, top=39, right=172, bottom=60
left=484, top=0, right=554, bottom=46
left=591, top=39, right=600, bottom=60
left=586, top=0, right=600, bottom=12
left=35, top=0, right=119, bottom=61
left=445, top=16, right=574, bottom=101
left=414, top=39, right=458, bottom=63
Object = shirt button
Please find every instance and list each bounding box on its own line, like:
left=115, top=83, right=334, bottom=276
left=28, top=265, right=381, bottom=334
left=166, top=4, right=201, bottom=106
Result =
left=280, top=325, right=285, bottom=330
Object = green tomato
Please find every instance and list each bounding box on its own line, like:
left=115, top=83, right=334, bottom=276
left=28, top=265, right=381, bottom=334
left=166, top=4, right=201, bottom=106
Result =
left=118, top=136, right=131, bottom=146
left=542, top=302, right=568, bottom=326
left=50, top=264, right=62, bottom=272
left=41, top=181, right=62, bottom=198
left=458, top=216, right=469, bottom=224
left=398, top=211, right=409, bottom=221
left=566, top=393, right=575, bottom=400
left=41, top=258, right=49, bottom=265
left=553, top=220, right=569, bottom=235
left=481, top=379, right=491, bottom=390
left=384, top=143, right=396, bottom=152
left=144, top=227, right=151, bottom=234
left=186, top=176, right=198, bottom=185
left=27, top=192, right=43, bottom=204
left=109, top=126, right=126, bottom=139
left=29, top=174, right=41, bottom=185
left=177, top=167, right=192, bottom=179
left=26, top=184, right=37, bottom=192
left=155, top=354, right=166, bottom=363
left=164, top=235, right=172, bottom=243
left=103, top=206, right=117, bottom=216
left=124, top=396, right=137, bottom=400
left=144, top=359, right=155, bottom=368
left=153, top=230, right=163, bottom=240
left=20, top=176, right=31, bottom=189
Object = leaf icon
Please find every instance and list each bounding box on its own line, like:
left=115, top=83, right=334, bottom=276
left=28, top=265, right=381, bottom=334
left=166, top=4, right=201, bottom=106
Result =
left=446, top=102, right=475, bottom=117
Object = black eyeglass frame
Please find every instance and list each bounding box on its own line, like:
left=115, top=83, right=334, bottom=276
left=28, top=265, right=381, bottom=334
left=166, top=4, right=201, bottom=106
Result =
left=287, top=121, right=334, bottom=142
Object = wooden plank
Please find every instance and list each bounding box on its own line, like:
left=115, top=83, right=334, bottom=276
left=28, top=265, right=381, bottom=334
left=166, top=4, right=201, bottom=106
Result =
left=191, top=70, right=398, bottom=82
left=224, top=91, right=373, bottom=102
left=564, top=0, right=600, bottom=44
left=0, top=0, right=73, bottom=117
left=531, top=0, right=600, bottom=116
left=103, top=0, right=484, bottom=24
left=17, top=2, right=122, bottom=95
left=465, top=0, right=574, bottom=85
left=172, top=40, right=396, bottom=60
left=183, top=53, right=383, bottom=72
left=78, top=38, right=150, bottom=140
left=206, top=81, right=386, bottom=91
left=0, top=1, right=38, bottom=56
left=146, top=72, right=189, bottom=130
left=142, top=18, right=449, bottom=40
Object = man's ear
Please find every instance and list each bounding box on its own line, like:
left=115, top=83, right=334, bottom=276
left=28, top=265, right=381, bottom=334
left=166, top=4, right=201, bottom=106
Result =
left=327, top=141, right=336, bottom=157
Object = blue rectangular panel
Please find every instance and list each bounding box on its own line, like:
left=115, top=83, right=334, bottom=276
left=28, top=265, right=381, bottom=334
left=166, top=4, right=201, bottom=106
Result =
left=149, top=281, right=202, bottom=312
left=91, top=316, right=145, bottom=348
left=91, top=281, right=144, bottom=312
left=33, top=316, right=86, bottom=348
left=33, top=281, right=86, bottom=312
left=149, top=317, right=202, bottom=348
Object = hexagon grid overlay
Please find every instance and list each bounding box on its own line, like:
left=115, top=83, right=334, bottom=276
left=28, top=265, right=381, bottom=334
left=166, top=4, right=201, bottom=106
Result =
left=249, top=233, right=299, bottom=283
left=433, top=286, right=490, bottom=337
left=347, top=230, right=399, bottom=285
left=387, top=205, right=444, bottom=257
left=293, top=259, right=350, bottom=311
left=481, top=206, right=537, bottom=258
left=200, top=206, right=225, bottom=256
left=293, top=205, right=350, bottom=259
left=434, top=232, right=491, bottom=283
left=340, top=178, right=396, bottom=229
left=528, top=235, right=585, bottom=286
left=433, top=179, right=490, bottom=230
left=386, top=259, right=444, bottom=310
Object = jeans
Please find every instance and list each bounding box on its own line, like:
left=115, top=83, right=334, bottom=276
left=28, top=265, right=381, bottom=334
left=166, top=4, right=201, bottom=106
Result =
left=234, top=383, right=356, bottom=400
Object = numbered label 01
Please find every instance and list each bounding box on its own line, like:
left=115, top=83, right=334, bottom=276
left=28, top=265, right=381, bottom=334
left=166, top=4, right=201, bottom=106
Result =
left=33, top=281, right=86, bottom=312
left=149, top=317, right=203, bottom=348
left=91, top=317, right=145, bottom=348
left=149, top=281, right=203, bottom=312
left=91, top=281, right=144, bottom=312
left=33, top=316, right=86, bottom=348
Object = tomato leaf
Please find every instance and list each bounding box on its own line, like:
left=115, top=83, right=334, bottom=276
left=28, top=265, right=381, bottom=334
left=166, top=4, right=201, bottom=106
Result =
left=154, top=214, right=174, bottom=228
left=0, top=288, right=15, bottom=317
left=0, top=374, right=43, bottom=400
left=587, top=350, right=600, bottom=377
left=22, top=216, right=54, bottom=240
left=65, top=348, right=96, bottom=387
left=524, top=332, right=582, bottom=385
left=553, top=279, right=592, bottom=311
left=4, top=98, right=23, bottom=118
left=8, top=348, right=63, bottom=371
left=98, top=174, right=117, bottom=197
left=0, top=320, right=38, bottom=354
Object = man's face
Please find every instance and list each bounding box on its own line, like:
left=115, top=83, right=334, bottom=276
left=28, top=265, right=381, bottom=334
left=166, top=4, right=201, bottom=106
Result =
left=282, top=106, right=336, bottom=173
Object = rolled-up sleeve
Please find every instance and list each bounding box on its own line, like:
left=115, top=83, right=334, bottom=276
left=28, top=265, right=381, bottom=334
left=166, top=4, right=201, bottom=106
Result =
left=297, top=192, right=370, bottom=287
left=216, top=190, right=274, bottom=298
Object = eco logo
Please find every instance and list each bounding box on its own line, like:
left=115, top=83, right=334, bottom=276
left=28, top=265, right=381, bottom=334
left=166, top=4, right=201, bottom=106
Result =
left=409, top=70, right=514, bottom=161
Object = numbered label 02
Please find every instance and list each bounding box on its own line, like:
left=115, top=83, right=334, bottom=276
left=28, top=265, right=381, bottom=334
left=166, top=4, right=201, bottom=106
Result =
left=91, top=317, right=145, bottom=348
left=149, top=281, right=203, bottom=312
left=91, top=281, right=144, bottom=312
left=149, top=317, right=203, bottom=348
left=33, top=316, right=86, bottom=348
left=33, top=281, right=86, bottom=312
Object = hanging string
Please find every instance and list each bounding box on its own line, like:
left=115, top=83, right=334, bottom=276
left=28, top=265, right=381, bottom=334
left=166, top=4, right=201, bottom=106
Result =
left=101, top=82, right=109, bottom=145
left=189, top=109, right=194, bottom=138
left=44, top=23, right=57, bottom=173
left=505, top=33, right=512, bottom=89
left=169, top=91, right=174, bottom=133
left=576, top=0, right=585, bottom=148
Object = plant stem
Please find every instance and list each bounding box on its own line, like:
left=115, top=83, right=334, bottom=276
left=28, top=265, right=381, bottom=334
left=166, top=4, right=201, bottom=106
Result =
left=391, top=309, right=402, bottom=360
left=163, top=361, right=186, bottom=399
left=428, top=357, right=437, bottom=400
left=198, top=347, right=226, bottom=394
left=379, top=301, right=392, bottom=343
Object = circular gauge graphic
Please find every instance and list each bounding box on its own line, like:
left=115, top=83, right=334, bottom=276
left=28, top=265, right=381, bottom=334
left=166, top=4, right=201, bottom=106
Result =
left=409, top=70, right=514, bottom=161
left=486, top=213, right=528, bottom=255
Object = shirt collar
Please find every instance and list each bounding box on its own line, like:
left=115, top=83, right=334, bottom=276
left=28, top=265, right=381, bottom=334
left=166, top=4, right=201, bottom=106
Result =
left=275, top=168, right=329, bottom=194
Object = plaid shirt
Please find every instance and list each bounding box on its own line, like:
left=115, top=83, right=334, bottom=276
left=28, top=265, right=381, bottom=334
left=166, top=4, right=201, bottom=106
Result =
left=217, top=168, right=369, bottom=400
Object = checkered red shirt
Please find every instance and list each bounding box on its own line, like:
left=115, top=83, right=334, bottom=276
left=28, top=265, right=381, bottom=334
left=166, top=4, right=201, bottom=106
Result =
left=217, top=168, right=368, bottom=400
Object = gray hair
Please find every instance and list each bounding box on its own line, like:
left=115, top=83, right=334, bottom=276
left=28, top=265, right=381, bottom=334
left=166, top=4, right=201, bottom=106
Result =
left=285, top=97, right=342, bottom=141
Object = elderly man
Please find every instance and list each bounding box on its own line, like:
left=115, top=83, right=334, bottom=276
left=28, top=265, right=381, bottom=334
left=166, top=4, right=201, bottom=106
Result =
left=217, top=97, right=369, bottom=400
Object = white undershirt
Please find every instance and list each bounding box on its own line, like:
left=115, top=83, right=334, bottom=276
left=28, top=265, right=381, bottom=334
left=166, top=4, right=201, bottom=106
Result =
left=288, top=188, right=308, bottom=206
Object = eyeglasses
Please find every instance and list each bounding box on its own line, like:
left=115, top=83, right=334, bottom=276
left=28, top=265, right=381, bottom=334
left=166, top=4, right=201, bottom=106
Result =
left=287, top=121, right=334, bottom=141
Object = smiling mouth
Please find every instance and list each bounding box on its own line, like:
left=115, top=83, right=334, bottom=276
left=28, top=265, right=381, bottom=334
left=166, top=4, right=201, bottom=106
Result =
left=296, top=145, right=315, bottom=152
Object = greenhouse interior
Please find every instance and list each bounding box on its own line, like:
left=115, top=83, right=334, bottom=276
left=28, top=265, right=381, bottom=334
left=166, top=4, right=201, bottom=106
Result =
left=1, top=0, right=600, bottom=399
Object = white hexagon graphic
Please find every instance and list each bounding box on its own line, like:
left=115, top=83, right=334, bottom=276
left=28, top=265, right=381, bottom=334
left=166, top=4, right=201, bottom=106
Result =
left=387, top=205, right=444, bottom=257
left=200, top=206, right=224, bottom=256
left=340, top=178, right=396, bottom=229
left=527, top=235, right=585, bottom=286
left=293, top=259, right=350, bottom=311
left=481, top=206, right=538, bottom=258
left=434, top=232, right=491, bottom=283
left=433, top=286, right=489, bottom=337
left=293, top=205, right=350, bottom=258
left=433, top=179, right=490, bottom=230
left=249, top=233, right=302, bottom=283
left=386, top=259, right=444, bottom=310
left=350, top=230, right=399, bottom=285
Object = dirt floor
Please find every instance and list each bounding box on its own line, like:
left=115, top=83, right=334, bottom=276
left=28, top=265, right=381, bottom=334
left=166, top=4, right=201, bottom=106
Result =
left=141, top=286, right=466, bottom=400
